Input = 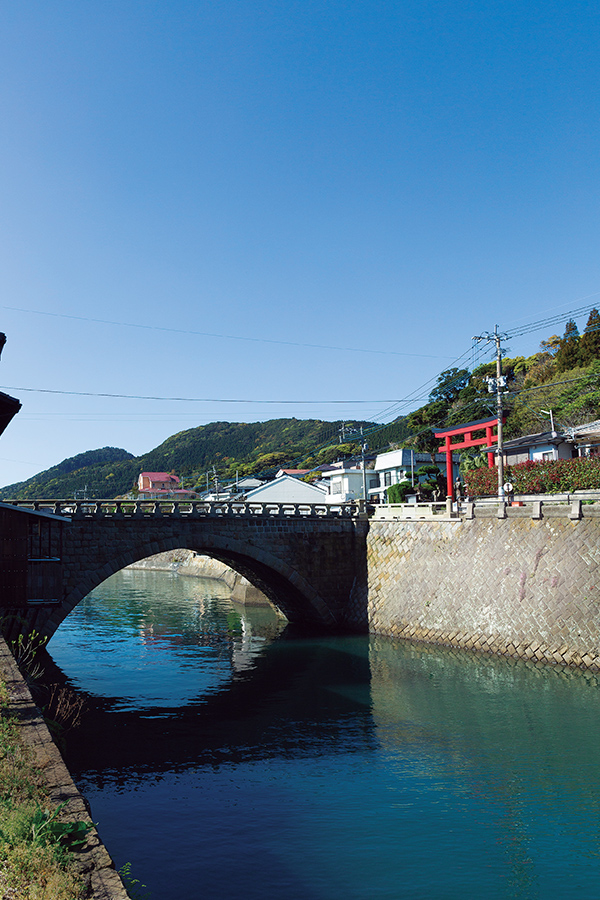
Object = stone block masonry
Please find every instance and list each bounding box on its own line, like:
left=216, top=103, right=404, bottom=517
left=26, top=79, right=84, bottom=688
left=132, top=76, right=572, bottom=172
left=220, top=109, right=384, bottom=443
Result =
left=4, top=509, right=369, bottom=639
left=0, top=635, right=128, bottom=899
left=361, top=515, right=600, bottom=670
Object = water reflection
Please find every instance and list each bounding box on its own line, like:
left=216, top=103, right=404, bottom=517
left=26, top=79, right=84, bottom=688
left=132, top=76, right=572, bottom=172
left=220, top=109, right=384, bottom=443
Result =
left=41, top=569, right=600, bottom=900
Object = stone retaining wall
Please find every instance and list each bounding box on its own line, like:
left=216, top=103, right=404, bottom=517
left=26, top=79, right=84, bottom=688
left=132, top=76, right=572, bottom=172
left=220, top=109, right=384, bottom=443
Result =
left=362, top=514, right=600, bottom=669
left=126, top=550, right=274, bottom=606
left=0, top=636, right=128, bottom=900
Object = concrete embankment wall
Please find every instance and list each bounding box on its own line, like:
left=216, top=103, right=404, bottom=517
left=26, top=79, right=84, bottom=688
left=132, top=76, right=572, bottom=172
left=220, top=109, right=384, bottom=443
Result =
left=127, top=550, right=273, bottom=607
left=363, top=508, right=600, bottom=669
left=0, top=636, right=128, bottom=900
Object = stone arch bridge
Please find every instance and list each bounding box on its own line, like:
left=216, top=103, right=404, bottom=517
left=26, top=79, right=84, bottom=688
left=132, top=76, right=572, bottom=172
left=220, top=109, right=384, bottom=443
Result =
left=4, top=499, right=369, bottom=640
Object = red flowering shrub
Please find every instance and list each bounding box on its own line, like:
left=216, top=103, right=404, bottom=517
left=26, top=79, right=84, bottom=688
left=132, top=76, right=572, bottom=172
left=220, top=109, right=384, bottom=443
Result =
left=464, top=467, right=498, bottom=496
left=464, top=457, right=600, bottom=497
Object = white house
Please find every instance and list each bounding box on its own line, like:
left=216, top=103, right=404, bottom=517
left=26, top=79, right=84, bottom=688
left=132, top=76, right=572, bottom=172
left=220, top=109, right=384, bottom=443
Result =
left=244, top=474, right=328, bottom=504
left=317, top=460, right=369, bottom=503
left=316, top=448, right=459, bottom=504
left=485, top=431, right=574, bottom=465
left=199, top=475, right=265, bottom=502
left=368, top=448, right=456, bottom=504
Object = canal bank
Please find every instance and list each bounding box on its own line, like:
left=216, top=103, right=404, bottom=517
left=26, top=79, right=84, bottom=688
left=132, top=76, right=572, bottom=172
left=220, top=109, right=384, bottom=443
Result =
left=126, top=549, right=276, bottom=607
left=362, top=505, right=600, bottom=669
left=0, top=634, right=128, bottom=900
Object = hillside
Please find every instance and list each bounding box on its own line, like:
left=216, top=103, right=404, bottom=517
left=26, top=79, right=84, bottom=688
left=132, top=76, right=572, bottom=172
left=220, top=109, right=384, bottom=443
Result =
left=0, top=447, right=137, bottom=500
left=403, top=312, right=600, bottom=463
left=0, top=418, right=412, bottom=500
left=5, top=316, right=593, bottom=502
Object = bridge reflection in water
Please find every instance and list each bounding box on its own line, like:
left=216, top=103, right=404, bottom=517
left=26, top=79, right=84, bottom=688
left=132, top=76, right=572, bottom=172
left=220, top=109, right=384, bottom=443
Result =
left=37, top=567, right=600, bottom=900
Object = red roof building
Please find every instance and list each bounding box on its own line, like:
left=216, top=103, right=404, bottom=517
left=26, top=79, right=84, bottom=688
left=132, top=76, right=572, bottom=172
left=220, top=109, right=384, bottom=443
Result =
left=138, top=472, right=180, bottom=492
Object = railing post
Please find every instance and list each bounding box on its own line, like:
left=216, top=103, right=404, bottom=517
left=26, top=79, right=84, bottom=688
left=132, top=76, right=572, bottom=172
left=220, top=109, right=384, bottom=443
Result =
left=569, top=499, right=582, bottom=520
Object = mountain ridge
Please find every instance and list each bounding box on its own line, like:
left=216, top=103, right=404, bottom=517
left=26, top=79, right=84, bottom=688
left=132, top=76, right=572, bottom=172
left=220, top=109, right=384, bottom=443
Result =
left=0, top=418, right=412, bottom=499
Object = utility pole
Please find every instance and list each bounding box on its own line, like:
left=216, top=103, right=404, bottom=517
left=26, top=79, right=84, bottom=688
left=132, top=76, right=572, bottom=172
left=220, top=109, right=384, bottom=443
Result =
left=472, top=325, right=508, bottom=500
left=360, top=426, right=368, bottom=503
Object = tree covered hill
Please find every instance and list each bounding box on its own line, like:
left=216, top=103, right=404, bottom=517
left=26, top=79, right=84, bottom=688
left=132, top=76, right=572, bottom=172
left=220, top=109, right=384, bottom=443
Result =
left=403, top=310, right=600, bottom=463
left=0, top=418, right=412, bottom=500
left=3, top=315, right=598, bottom=500
left=0, top=447, right=136, bottom=500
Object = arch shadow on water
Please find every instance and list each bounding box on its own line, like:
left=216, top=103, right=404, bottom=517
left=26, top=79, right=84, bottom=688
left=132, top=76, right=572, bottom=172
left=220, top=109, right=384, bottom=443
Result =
left=40, top=625, right=377, bottom=781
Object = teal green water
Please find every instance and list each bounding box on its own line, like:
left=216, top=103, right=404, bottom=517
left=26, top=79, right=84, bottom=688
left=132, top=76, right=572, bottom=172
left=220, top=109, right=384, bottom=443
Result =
left=44, top=568, right=600, bottom=899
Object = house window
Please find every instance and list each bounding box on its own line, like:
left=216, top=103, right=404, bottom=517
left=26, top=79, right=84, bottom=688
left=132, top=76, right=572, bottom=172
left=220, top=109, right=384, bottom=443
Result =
left=332, top=482, right=342, bottom=494
left=541, top=451, right=553, bottom=461
left=384, top=472, right=392, bottom=486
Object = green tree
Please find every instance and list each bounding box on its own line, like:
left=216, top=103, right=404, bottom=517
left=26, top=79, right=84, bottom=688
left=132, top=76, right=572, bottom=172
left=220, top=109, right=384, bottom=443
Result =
left=539, top=334, right=561, bottom=357
left=405, top=401, right=447, bottom=462
left=579, top=308, right=600, bottom=365
left=316, top=442, right=360, bottom=465
left=556, top=319, right=581, bottom=372
left=428, top=368, right=470, bottom=405
left=386, top=481, right=413, bottom=503
left=414, top=464, right=445, bottom=500
left=459, top=448, right=488, bottom=478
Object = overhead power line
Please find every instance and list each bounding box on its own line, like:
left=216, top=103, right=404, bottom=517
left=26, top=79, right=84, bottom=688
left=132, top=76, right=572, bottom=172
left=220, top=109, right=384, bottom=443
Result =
left=1, top=305, right=452, bottom=360
left=506, top=303, right=600, bottom=339
left=0, top=385, right=400, bottom=404
left=509, top=372, right=600, bottom=398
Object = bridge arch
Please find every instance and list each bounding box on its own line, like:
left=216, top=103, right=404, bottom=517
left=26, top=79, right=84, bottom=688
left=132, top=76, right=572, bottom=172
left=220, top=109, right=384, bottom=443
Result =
left=47, top=534, right=342, bottom=640
left=0, top=501, right=368, bottom=641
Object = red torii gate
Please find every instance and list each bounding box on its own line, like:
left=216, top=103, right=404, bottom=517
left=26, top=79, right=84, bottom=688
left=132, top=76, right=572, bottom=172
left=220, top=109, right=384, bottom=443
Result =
left=433, top=416, right=505, bottom=499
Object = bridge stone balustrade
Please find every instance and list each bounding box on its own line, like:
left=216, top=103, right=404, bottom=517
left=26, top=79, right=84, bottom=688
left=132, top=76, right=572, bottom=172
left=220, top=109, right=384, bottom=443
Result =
left=1, top=500, right=369, bottom=640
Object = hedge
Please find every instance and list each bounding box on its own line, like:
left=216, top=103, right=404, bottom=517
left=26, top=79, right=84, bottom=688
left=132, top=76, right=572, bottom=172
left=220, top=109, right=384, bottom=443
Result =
left=464, top=457, right=600, bottom=497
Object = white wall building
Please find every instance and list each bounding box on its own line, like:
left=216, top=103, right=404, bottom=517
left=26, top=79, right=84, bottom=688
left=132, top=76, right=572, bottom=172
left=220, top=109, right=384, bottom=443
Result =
left=318, top=448, right=459, bottom=504
left=369, top=448, right=456, bottom=503
left=318, top=461, right=368, bottom=503
left=244, top=474, right=328, bottom=504
left=486, top=431, right=574, bottom=465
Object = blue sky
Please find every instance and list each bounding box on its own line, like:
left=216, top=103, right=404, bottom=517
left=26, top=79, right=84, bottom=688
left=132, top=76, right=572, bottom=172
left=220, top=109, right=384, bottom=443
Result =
left=0, top=1, right=599, bottom=486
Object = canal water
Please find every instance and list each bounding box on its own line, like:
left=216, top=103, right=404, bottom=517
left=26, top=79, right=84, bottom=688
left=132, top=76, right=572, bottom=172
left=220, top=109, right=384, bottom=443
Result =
left=41, top=568, right=600, bottom=899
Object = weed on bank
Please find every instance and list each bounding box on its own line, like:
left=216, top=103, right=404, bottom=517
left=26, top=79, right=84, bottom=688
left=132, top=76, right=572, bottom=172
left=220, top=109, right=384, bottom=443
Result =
left=0, top=679, right=86, bottom=900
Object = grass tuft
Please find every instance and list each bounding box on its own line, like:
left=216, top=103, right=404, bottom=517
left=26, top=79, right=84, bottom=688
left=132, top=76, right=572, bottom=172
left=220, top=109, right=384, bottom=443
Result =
left=0, top=677, right=86, bottom=899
